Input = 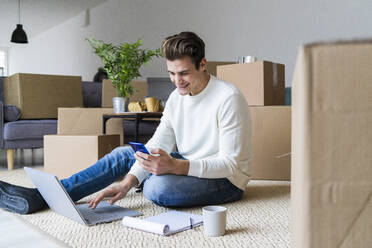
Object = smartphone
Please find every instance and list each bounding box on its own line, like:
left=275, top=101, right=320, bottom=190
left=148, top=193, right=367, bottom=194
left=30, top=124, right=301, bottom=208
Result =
left=129, top=142, right=150, bottom=154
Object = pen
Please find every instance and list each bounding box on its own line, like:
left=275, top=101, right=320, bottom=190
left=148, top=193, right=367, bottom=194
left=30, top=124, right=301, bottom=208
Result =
left=189, top=217, right=193, bottom=229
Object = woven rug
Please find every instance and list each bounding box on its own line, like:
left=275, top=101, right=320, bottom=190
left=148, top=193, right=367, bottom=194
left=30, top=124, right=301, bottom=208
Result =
left=0, top=167, right=290, bottom=248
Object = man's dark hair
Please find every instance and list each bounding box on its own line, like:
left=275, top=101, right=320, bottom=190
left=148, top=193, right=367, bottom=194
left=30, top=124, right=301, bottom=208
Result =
left=162, top=31, right=205, bottom=70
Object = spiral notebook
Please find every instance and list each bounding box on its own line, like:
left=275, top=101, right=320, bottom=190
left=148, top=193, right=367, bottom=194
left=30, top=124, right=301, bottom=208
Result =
left=122, top=211, right=203, bottom=236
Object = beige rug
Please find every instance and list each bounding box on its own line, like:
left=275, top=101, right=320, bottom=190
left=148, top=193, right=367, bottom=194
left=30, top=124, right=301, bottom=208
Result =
left=0, top=167, right=290, bottom=248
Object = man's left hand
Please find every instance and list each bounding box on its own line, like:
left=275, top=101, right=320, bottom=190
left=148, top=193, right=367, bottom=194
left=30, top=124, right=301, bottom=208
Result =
left=134, top=148, right=189, bottom=175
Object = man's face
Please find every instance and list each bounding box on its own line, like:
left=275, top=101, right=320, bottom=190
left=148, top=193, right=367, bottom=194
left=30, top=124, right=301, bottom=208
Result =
left=166, top=57, right=207, bottom=96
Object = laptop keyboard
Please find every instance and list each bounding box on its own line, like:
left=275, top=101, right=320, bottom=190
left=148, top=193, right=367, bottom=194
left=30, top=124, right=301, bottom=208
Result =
left=82, top=210, right=110, bottom=222
left=78, top=205, right=117, bottom=223
left=76, top=202, right=141, bottom=225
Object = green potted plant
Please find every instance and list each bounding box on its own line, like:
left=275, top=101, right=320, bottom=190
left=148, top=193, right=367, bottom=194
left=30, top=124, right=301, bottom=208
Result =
left=87, top=38, right=161, bottom=113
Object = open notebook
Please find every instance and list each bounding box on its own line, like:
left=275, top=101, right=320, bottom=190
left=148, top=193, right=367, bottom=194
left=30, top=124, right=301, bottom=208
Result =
left=122, top=211, right=203, bottom=236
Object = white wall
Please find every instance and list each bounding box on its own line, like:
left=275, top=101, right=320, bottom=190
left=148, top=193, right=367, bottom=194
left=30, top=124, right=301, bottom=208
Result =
left=8, top=0, right=372, bottom=85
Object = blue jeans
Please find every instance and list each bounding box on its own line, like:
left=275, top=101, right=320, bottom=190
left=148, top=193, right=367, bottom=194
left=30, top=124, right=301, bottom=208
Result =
left=61, top=146, right=243, bottom=207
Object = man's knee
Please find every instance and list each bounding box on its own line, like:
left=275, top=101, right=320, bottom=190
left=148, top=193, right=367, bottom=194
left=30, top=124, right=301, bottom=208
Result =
left=142, top=175, right=178, bottom=207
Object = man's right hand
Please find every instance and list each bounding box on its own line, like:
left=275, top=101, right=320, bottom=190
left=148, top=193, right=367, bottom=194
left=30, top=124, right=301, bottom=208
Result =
left=88, top=174, right=139, bottom=209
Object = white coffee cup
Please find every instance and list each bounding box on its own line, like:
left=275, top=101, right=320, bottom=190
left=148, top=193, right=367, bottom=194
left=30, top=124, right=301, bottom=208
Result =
left=202, top=205, right=227, bottom=237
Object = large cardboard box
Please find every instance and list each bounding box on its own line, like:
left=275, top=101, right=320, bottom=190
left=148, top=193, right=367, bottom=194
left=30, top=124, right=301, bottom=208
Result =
left=58, top=108, right=124, bottom=145
left=3, top=73, right=83, bottom=119
left=102, top=80, right=148, bottom=107
left=217, top=61, right=285, bottom=106
left=206, top=61, right=235, bottom=76
left=251, top=106, right=291, bottom=180
left=291, top=40, right=372, bottom=248
left=44, top=134, right=120, bottom=178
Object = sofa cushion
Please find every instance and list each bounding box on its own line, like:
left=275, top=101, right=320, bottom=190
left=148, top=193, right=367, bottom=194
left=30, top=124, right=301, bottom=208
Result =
left=4, top=139, right=44, bottom=150
left=3, top=119, right=57, bottom=141
left=3, top=104, right=21, bottom=122
left=82, top=81, right=102, bottom=107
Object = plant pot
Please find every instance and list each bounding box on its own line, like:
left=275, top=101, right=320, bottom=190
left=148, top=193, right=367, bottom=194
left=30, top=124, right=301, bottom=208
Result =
left=112, top=97, right=127, bottom=113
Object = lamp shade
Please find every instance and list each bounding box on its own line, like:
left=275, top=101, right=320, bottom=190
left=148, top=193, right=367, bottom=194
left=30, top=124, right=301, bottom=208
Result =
left=11, top=24, right=28, bottom=43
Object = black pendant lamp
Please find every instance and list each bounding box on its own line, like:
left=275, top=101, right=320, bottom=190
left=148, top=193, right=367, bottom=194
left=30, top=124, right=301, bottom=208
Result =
left=11, top=0, right=28, bottom=44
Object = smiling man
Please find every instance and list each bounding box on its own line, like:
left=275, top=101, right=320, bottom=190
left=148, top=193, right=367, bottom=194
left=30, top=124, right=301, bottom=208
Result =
left=0, top=31, right=252, bottom=214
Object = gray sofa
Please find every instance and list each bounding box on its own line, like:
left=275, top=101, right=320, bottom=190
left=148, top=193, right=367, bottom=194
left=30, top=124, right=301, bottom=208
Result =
left=0, top=79, right=102, bottom=170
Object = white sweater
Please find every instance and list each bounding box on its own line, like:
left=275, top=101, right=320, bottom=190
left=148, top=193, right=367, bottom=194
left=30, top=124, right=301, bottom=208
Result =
left=128, top=76, right=252, bottom=191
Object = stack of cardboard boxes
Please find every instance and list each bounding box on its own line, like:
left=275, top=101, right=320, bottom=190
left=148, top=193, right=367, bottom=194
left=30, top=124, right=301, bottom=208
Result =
left=45, top=107, right=123, bottom=178
left=2, top=74, right=122, bottom=176
left=3, top=73, right=98, bottom=172
left=217, top=61, right=291, bottom=180
left=3, top=73, right=127, bottom=178
left=44, top=81, right=149, bottom=178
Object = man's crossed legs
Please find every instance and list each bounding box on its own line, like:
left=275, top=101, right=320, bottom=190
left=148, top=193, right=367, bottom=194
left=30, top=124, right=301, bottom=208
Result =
left=0, top=147, right=243, bottom=214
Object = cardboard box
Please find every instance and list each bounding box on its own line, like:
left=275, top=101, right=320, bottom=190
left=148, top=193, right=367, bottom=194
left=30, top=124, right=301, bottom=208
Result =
left=44, top=134, right=120, bottom=179
left=3, top=73, right=83, bottom=119
left=251, top=106, right=291, bottom=180
left=217, top=61, right=285, bottom=106
left=57, top=108, right=124, bottom=145
left=102, top=80, right=148, bottom=107
left=206, top=61, right=235, bottom=76
left=291, top=40, right=372, bottom=248
left=101, top=79, right=116, bottom=107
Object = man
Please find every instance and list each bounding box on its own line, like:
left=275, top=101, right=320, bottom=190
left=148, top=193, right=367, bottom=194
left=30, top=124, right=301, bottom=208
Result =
left=0, top=31, right=252, bottom=215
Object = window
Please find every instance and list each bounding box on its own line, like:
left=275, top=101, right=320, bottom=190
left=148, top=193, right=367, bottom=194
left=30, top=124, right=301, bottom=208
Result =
left=0, top=48, right=9, bottom=77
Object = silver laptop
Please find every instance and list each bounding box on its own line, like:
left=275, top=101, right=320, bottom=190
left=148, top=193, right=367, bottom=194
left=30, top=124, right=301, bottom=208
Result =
left=24, top=167, right=141, bottom=226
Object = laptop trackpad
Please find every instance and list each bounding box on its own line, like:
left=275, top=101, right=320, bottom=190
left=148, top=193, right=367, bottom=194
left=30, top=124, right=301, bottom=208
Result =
left=77, top=201, right=141, bottom=225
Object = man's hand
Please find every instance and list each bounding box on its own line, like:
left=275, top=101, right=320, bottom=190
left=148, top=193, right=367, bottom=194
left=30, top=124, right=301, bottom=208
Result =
left=88, top=174, right=138, bottom=209
left=134, top=148, right=189, bottom=175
